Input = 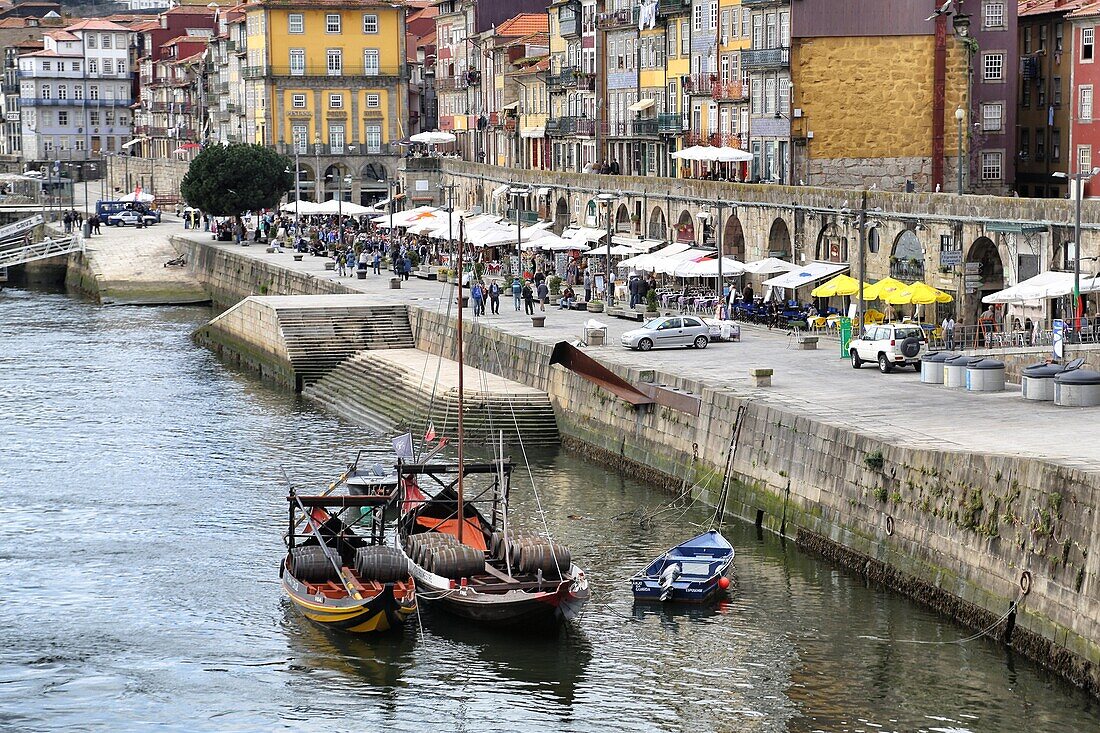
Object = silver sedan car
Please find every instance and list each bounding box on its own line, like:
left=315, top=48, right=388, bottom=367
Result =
left=621, top=315, right=711, bottom=351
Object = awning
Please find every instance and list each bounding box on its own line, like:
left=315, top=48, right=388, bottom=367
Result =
left=628, top=98, right=655, bottom=113
left=564, top=226, right=607, bottom=243
left=502, top=101, right=520, bottom=111
left=520, top=127, right=545, bottom=139
left=536, top=186, right=550, bottom=197
left=618, top=242, right=693, bottom=271
left=762, top=261, right=848, bottom=289
left=491, top=184, right=508, bottom=199
left=982, top=271, right=1100, bottom=304
left=743, top=256, right=798, bottom=275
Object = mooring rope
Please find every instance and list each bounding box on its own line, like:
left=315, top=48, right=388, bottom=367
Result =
left=856, top=594, right=1022, bottom=646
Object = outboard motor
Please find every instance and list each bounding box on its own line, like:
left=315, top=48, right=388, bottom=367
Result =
left=658, top=563, right=681, bottom=601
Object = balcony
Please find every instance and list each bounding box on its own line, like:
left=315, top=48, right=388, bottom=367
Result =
left=547, top=116, right=596, bottom=136
left=597, top=7, right=638, bottom=30
left=19, top=98, right=131, bottom=108
left=259, top=64, right=406, bottom=80
left=604, top=119, right=660, bottom=137
left=683, top=73, right=719, bottom=96
left=683, top=132, right=742, bottom=147
left=741, top=46, right=790, bottom=70
left=712, top=81, right=747, bottom=101
left=657, top=0, right=691, bottom=16
left=505, top=209, right=539, bottom=224
left=657, top=113, right=683, bottom=134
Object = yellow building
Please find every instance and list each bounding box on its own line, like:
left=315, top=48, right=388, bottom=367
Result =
left=243, top=0, right=407, bottom=203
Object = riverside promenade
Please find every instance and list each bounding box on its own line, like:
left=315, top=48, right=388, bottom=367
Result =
left=167, top=224, right=1100, bottom=474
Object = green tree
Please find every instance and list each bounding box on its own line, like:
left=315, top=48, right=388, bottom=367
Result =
left=180, top=144, right=293, bottom=216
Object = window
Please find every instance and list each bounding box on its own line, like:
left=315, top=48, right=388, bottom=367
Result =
left=693, top=1, right=703, bottom=31
left=981, top=151, right=1003, bottom=181
left=741, top=8, right=750, bottom=36
left=89, top=110, right=99, bottom=125
left=363, top=49, right=379, bottom=76
left=41, top=84, right=50, bottom=99
left=981, top=102, right=1003, bottom=132
left=667, top=23, right=676, bottom=57
left=363, top=14, right=378, bottom=33
left=43, top=138, right=54, bottom=153
left=57, top=84, right=67, bottom=100
left=117, top=60, right=126, bottom=74
left=1078, top=145, right=1092, bottom=174
left=291, top=93, right=306, bottom=108
left=983, top=53, right=1003, bottom=81
left=89, top=59, right=97, bottom=74
left=1084, top=28, right=1095, bottom=62
left=289, top=13, right=304, bottom=33
left=88, top=85, right=98, bottom=100
left=292, top=124, right=308, bottom=153
left=1054, top=76, right=1063, bottom=107
left=366, top=123, right=381, bottom=153
left=87, top=34, right=97, bottom=49
left=42, top=61, right=51, bottom=71
left=667, top=80, right=677, bottom=113
left=1081, top=85, right=1093, bottom=120
left=290, top=49, right=305, bottom=75
left=365, top=93, right=380, bottom=108
left=73, top=85, right=82, bottom=100
left=328, top=93, right=342, bottom=109
left=1056, top=23, right=1064, bottom=53
left=983, top=2, right=1005, bottom=30
left=58, top=111, right=68, bottom=126
left=328, top=123, right=344, bottom=153
left=327, top=49, right=342, bottom=76
left=681, top=22, right=689, bottom=55
left=1023, top=27, right=1031, bottom=55
left=326, top=13, right=341, bottom=34
left=103, top=59, right=113, bottom=75
left=101, top=34, right=112, bottom=49
left=1019, top=127, right=1029, bottom=159
left=1052, top=128, right=1061, bottom=161
left=1036, top=128, right=1046, bottom=160
left=709, top=0, right=718, bottom=31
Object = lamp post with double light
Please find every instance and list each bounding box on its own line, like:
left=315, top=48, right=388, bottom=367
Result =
left=596, top=191, right=618, bottom=304
left=509, top=185, right=530, bottom=278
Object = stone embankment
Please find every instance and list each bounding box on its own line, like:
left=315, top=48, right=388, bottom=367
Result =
left=181, top=235, right=1100, bottom=696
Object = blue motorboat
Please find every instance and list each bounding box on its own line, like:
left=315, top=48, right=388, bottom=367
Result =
left=630, top=530, right=735, bottom=603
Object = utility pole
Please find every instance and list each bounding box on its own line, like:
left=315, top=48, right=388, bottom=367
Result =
left=856, top=190, right=868, bottom=327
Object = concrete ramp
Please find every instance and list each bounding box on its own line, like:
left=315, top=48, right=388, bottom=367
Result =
left=303, top=348, right=560, bottom=447
left=195, top=294, right=414, bottom=389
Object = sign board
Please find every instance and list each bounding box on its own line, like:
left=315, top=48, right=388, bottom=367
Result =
left=839, top=318, right=852, bottom=358
left=1053, top=319, right=1065, bottom=359
left=0, top=214, right=43, bottom=241
left=964, top=262, right=981, bottom=274
left=965, top=288, right=977, bottom=294
left=939, top=249, right=962, bottom=266
left=964, top=275, right=984, bottom=284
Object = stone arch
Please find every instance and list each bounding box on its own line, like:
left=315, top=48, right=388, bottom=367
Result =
left=584, top=198, right=597, bottom=226
left=890, top=229, right=925, bottom=281
left=648, top=206, right=666, bottom=240
left=767, top=217, right=791, bottom=258
left=722, top=214, right=745, bottom=260
left=967, top=235, right=1005, bottom=326
left=359, top=162, right=389, bottom=183
left=295, top=163, right=316, bottom=202
left=674, top=210, right=695, bottom=243
left=615, top=203, right=632, bottom=233
left=554, top=196, right=570, bottom=234
left=322, top=163, right=350, bottom=201
left=816, top=223, right=848, bottom=263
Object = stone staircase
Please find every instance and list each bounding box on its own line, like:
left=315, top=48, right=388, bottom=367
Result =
left=277, top=303, right=414, bottom=387
left=303, top=349, right=560, bottom=447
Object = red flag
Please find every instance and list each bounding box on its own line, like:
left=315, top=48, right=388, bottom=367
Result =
left=424, top=421, right=437, bottom=442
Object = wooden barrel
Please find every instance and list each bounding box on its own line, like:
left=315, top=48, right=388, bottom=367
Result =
left=518, top=542, right=572, bottom=575
left=430, top=545, right=484, bottom=579
left=354, top=546, right=409, bottom=583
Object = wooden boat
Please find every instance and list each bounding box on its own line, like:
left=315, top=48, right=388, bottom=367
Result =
left=396, top=461, right=589, bottom=629
left=630, top=530, right=734, bottom=603
left=281, top=479, right=416, bottom=634
left=394, top=217, right=589, bottom=630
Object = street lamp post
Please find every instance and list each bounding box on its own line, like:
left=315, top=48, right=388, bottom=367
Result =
left=697, top=204, right=726, bottom=309
left=1054, top=168, right=1100, bottom=330
left=955, top=107, right=965, bottom=195
left=596, top=192, right=618, bottom=304
left=441, top=181, right=457, bottom=264
left=509, top=186, right=530, bottom=278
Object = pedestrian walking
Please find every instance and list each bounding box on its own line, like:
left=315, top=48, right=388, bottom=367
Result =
left=512, top=277, right=523, bottom=311
left=488, top=280, right=501, bottom=315
left=336, top=251, right=346, bottom=277
left=471, top=282, right=485, bottom=317
left=537, top=281, right=549, bottom=312
left=373, top=251, right=382, bottom=275
left=941, top=315, right=956, bottom=350
left=522, top=281, right=534, bottom=315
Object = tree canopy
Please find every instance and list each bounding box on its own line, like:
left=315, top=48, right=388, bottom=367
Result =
left=180, top=144, right=294, bottom=216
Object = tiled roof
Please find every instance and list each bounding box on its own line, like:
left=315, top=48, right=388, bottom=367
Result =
left=64, top=19, right=131, bottom=32
left=418, top=29, right=436, bottom=46
left=1020, top=0, right=1092, bottom=18
left=46, top=29, right=78, bottom=40
left=495, top=13, right=548, bottom=37
left=1067, top=1, right=1100, bottom=18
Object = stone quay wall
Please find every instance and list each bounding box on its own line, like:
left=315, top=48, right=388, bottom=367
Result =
left=185, top=236, right=1100, bottom=695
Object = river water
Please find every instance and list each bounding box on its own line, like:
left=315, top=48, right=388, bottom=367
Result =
left=0, top=288, right=1096, bottom=733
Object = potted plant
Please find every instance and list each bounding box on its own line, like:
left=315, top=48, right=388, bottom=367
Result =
left=587, top=299, right=604, bottom=313
left=548, top=275, right=563, bottom=296
left=645, top=289, right=659, bottom=315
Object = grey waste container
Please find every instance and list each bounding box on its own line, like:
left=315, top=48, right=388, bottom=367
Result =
left=1054, top=369, right=1100, bottom=407
left=966, top=359, right=1006, bottom=392
left=943, top=355, right=973, bottom=388
left=920, top=351, right=956, bottom=385
left=1021, top=363, right=1065, bottom=401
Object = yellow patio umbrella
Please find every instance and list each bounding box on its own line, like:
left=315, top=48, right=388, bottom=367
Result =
left=863, top=276, right=908, bottom=301
left=810, top=274, right=864, bottom=298
left=884, top=282, right=954, bottom=305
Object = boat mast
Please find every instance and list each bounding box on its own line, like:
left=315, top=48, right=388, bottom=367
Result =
left=456, top=217, right=465, bottom=545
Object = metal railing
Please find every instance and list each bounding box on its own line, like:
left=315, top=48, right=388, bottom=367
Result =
left=257, top=64, right=405, bottom=79
left=0, top=234, right=82, bottom=268
left=597, top=7, right=638, bottom=29
left=657, top=113, right=683, bottom=133
left=658, top=0, right=691, bottom=15
left=19, top=98, right=131, bottom=108
left=741, top=47, right=790, bottom=70
left=712, top=80, right=747, bottom=101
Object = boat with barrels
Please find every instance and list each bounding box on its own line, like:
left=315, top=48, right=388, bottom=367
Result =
left=281, top=473, right=415, bottom=634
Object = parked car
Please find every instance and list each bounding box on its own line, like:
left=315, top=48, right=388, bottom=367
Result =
left=107, top=209, right=158, bottom=227
left=849, top=323, right=927, bottom=373
left=621, top=315, right=710, bottom=351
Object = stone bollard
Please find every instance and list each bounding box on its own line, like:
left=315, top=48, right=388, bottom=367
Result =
left=797, top=336, right=818, bottom=350
left=750, top=368, right=773, bottom=387
left=390, top=277, right=401, bottom=289
left=356, top=269, right=367, bottom=279
left=292, top=253, right=303, bottom=262
left=531, top=315, right=546, bottom=328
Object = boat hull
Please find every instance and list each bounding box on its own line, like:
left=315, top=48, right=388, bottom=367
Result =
left=630, top=530, right=735, bottom=604
left=630, top=575, right=727, bottom=604
left=417, top=578, right=589, bottom=629
left=283, top=573, right=416, bottom=634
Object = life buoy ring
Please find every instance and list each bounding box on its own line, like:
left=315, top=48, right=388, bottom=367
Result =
left=885, top=515, right=895, bottom=536
left=1020, top=570, right=1032, bottom=596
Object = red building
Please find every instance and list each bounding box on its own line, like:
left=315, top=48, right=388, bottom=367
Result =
left=1070, top=2, right=1100, bottom=197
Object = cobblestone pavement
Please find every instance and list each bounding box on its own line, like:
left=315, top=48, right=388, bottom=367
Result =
left=170, top=223, right=1100, bottom=472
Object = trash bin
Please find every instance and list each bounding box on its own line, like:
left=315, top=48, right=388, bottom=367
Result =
left=1021, top=363, right=1065, bottom=401
left=582, top=318, right=608, bottom=346
left=82, top=220, right=91, bottom=238
left=1054, top=369, right=1100, bottom=407
left=943, top=355, right=973, bottom=388
left=920, top=351, right=956, bottom=385
left=966, top=359, right=1006, bottom=392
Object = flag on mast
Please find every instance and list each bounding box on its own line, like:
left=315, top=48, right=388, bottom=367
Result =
left=424, top=421, right=437, bottom=442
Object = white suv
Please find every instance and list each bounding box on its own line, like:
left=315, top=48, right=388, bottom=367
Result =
left=849, top=323, right=926, bottom=373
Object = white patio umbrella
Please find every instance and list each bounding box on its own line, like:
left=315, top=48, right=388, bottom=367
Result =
left=410, top=131, right=457, bottom=145
left=652, top=248, right=712, bottom=275
left=712, top=147, right=754, bottom=163
left=674, top=257, right=747, bottom=278
left=118, top=191, right=154, bottom=203
left=670, top=145, right=713, bottom=161
left=311, top=199, right=376, bottom=216
left=743, top=257, right=798, bottom=275
left=280, top=199, right=324, bottom=214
